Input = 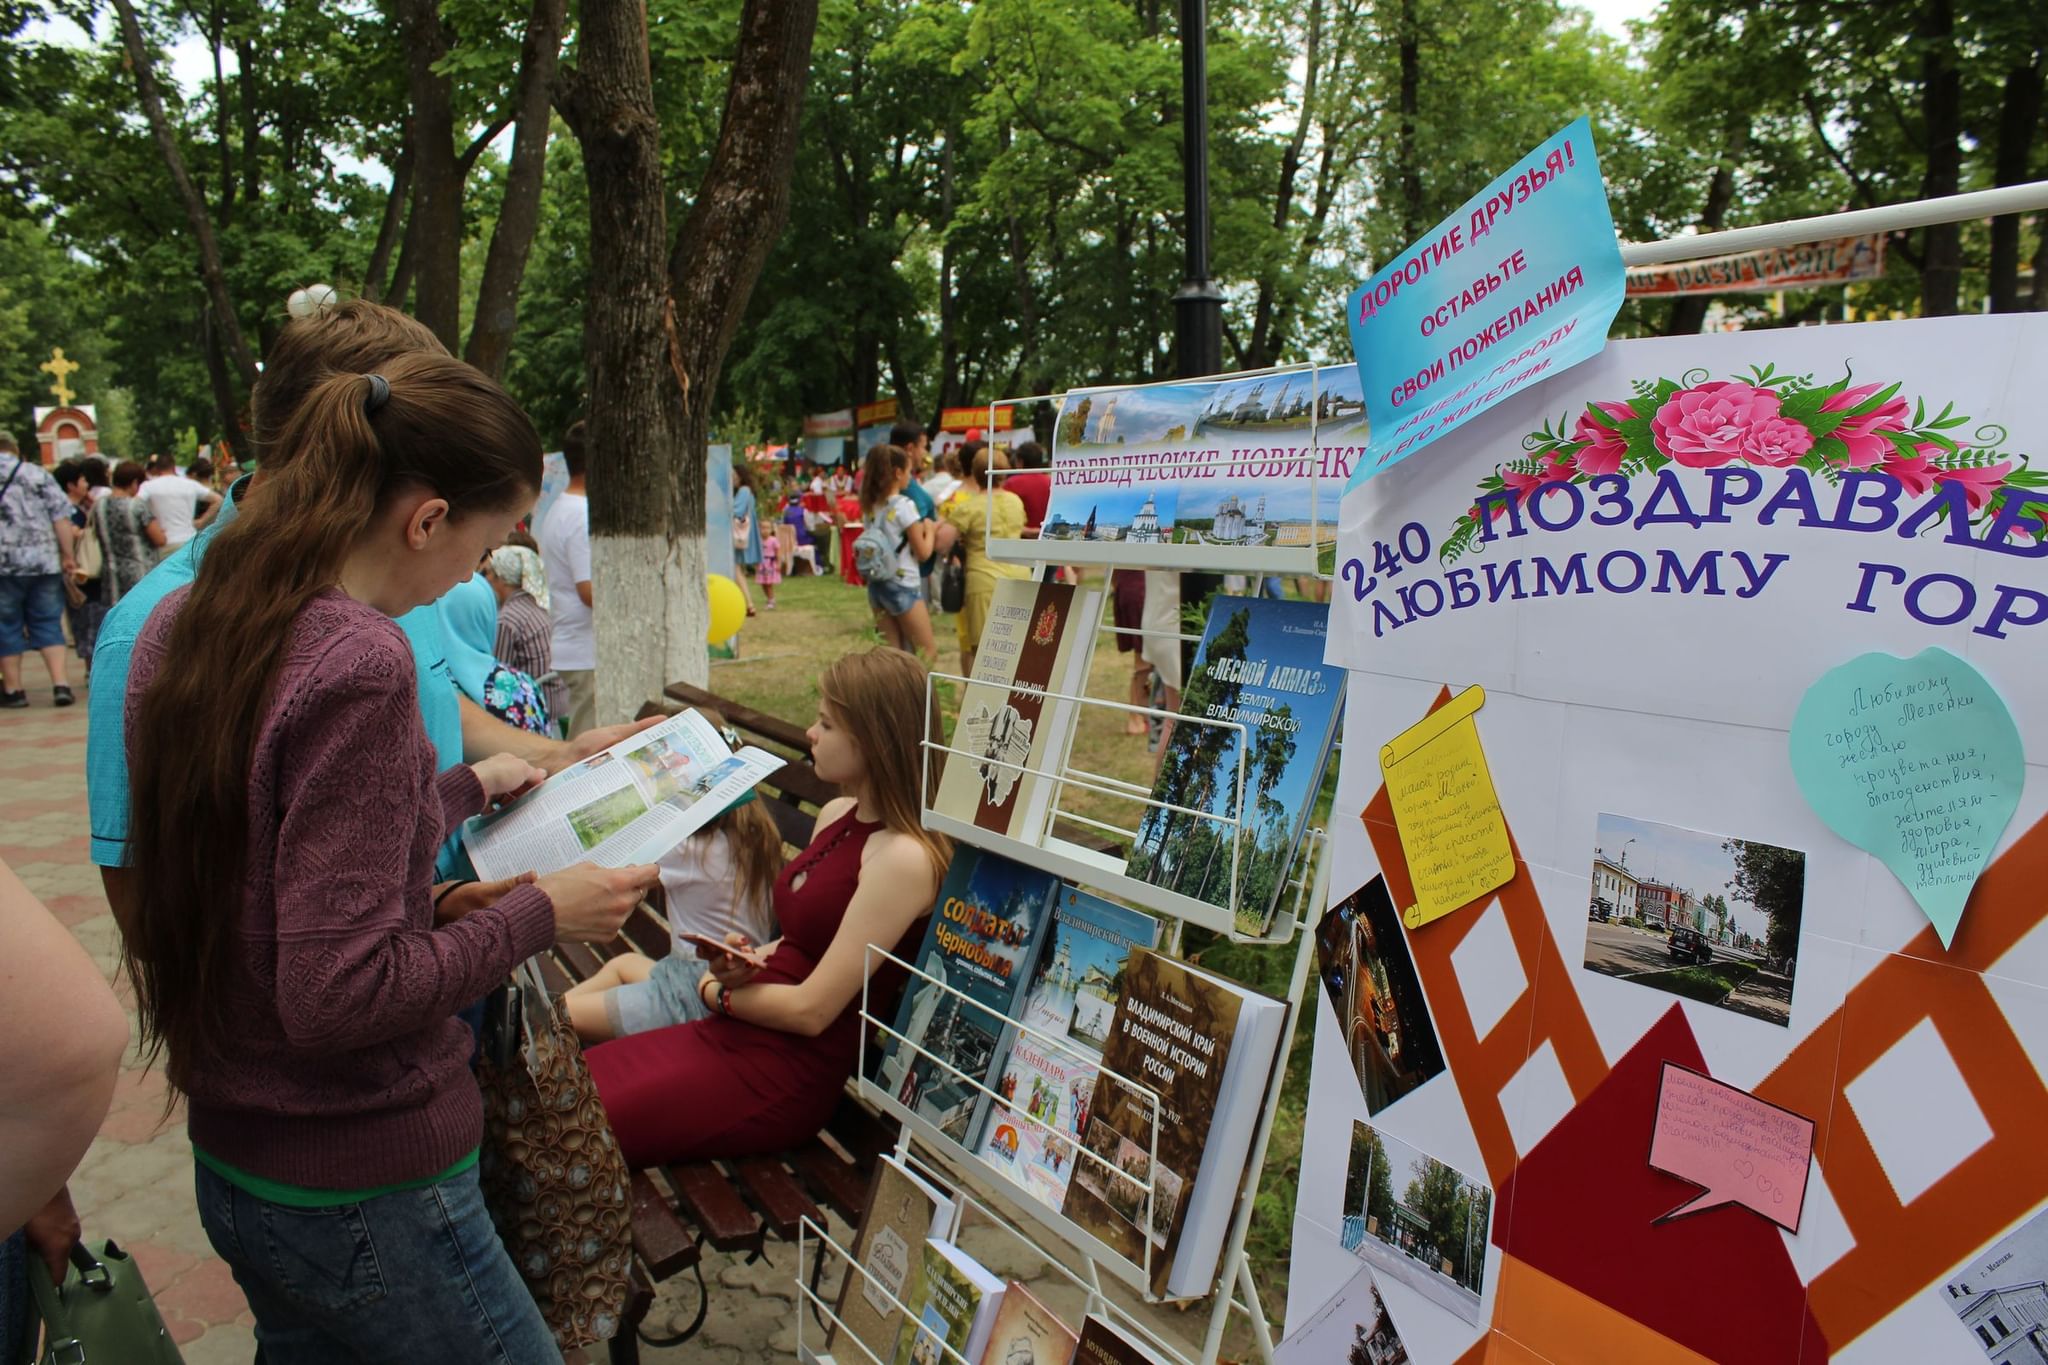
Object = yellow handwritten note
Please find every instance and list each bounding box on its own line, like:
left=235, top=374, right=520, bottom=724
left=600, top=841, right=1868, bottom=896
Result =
left=1378, top=686, right=1516, bottom=929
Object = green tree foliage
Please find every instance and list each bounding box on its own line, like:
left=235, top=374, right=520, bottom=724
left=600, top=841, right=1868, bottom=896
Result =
left=1722, top=837, right=1806, bottom=960
left=5, top=0, right=2043, bottom=454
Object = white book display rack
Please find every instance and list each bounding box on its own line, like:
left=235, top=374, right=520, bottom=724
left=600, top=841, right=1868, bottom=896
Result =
left=801, top=385, right=1347, bottom=1361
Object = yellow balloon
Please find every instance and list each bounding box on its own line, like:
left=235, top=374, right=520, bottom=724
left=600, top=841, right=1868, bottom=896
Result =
left=706, top=573, right=747, bottom=642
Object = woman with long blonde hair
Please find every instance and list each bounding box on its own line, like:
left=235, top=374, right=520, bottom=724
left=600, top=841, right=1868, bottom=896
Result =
left=585, top=649, right=951, bottom=1166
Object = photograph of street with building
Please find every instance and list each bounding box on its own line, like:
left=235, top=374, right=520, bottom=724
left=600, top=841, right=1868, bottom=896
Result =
left=1340, top=1120, right=1491, bottom=1325
left=1937, top=1203, right=2048, bottom=1360
left=1316, top=876, right=1445, bottom=1114
left=1581, top=812, right=1806, bottom=1027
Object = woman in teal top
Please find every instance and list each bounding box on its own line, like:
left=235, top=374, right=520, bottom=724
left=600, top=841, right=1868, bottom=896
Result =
left=438, top=572, right=552, bottom=735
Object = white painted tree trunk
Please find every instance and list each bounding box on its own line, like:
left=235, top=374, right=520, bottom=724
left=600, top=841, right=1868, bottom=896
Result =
left=592, top=529, right=709, bottom=725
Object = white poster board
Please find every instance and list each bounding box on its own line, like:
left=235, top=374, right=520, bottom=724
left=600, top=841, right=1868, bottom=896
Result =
left=1290, top=315, right=2048, bottom=1364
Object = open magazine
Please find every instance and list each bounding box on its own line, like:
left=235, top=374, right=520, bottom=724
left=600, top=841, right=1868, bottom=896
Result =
left=462, top=709, right=786, bottom=881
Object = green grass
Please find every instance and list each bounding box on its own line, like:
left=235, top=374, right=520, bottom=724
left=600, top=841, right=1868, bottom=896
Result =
left=712, top=564, right=1317, bottom=1320
left=1632, top=959, right=1759, bottom=1005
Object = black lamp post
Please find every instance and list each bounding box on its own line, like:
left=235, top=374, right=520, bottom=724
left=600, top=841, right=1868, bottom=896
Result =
left=1174, top=0, right=1224, bottom=381
left=1175, top=0, right=1225, bottom=670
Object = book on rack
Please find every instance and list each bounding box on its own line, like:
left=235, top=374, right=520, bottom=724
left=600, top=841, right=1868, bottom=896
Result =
left=930, top=578, right=1104, bottom=846
left=971, top=888, right=1161, bottom=1211
left=1071, top=1314, right=1173, bottom=1365
left=1060, top=948, right=1288, bottom=1299
left=975, top=1283, right=1078, bottom=1365
left=1123, top=595, right=1345, bottom=935
left=875, top=847, right=1061, bottom=1143
left=828, top=1154, right=960, bottom=1362
left=895, top=1240, right=1007, bottom=1365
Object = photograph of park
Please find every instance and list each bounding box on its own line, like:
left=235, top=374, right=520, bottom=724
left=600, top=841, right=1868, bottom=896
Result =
left=566, top=784, right=650, bottom=853
left=1581, top=813, right=1807, bottom=1027
left=1340, top=1120, right=1492, bottom=1325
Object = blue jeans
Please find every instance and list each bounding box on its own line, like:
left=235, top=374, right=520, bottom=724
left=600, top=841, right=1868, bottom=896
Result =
left=194, top=1160, right=561, bottom=1365
left=0, top=573, right=65, bottom=657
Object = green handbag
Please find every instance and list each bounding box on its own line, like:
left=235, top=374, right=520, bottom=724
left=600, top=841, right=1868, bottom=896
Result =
left=26, top=1241, right=183, bottom=1364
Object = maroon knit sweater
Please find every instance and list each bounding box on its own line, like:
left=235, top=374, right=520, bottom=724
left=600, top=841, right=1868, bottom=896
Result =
left=130, top=586, right=557, bottom=1188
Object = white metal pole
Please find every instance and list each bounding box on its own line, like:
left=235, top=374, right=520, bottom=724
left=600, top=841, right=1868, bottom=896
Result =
left=1620, top=180, right=2048, bottom=267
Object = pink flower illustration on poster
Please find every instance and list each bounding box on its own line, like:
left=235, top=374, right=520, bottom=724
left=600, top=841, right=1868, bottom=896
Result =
left=1442, top=364, right=2043, bottom=563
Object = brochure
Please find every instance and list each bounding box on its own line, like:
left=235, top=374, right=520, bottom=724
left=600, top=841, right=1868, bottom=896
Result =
left=461, top=709, right=784, bottom=880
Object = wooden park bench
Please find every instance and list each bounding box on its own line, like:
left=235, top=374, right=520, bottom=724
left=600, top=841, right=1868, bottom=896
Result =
left=531, top=681, right=901, bottom=1363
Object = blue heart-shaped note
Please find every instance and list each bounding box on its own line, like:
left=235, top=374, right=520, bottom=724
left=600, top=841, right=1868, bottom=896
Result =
left=1789, top=647, right=2024, bottom=948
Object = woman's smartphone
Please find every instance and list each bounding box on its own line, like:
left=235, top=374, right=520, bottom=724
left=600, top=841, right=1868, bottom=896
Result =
left=677, top=931, right=767, bottom=967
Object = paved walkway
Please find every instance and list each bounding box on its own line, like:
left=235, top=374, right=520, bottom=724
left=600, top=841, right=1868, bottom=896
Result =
left=5, top=679, right=1223, bottom=1364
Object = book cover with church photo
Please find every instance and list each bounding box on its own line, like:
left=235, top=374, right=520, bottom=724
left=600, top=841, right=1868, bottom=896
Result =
left=973, top=888, right=1160, bottom=1210
left=929, top=578, right=1103, bottom=847
left=1125, top=595, right=1345, bottom=935
left=875, top=848, right=1060, bottom=1144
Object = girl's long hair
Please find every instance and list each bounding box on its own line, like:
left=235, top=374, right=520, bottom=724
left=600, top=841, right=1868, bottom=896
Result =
left=858, top=444, right=908, bottom=517
left=686, top=708, right=787, bottom=916
left=819, top=649, right=951, bottom=884
left=125, top=353, right=543, bottom=1084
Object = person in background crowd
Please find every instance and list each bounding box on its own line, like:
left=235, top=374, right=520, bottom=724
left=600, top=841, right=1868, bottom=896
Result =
left=857, top=444, right=937, bottom=661
left=52, top=460, right=106, bottom=664
left=0, top=857, right=128, bottom=1365
left=731, top=461, right=762, bottom=615
left=827, top=462, right=855, bottom=503
left=484, top=543, right=566, bottom=724
left=584, top=650, right=948, bottom=1167
left=1112, top=568, right=1151, bottom=735
left=889, top=421, right=940, bottom=608
left=565, top=714, right=786, bottom=1043
left=921, top=448, right=962, bottom=509
left=124, top=353, right=658, bottom=1364
left=755, top=485, right=783, bottom=606
left=94, top=462, right=165, bottom=606
left=187, top=456, right=214, bottom=491
left=539, top=420, right=598, bottom=736
left=1007, top=439, right=1052, bottom=537
left=138, top=453, right=220, bottom=554
left=937, top=441, right=1029, bottom=674
left=440, top=571, right=552, bottom=735
left=80, top=458, right=110, bottom=503
left=0, top=429, right=79, bottom=708
left=1140, top=569, right=1183, bottom=759
left=780, top=495, right=815, bottom=575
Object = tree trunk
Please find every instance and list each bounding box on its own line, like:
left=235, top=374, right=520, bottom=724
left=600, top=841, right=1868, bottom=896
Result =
left=465, top=0, right=568, bottom=377
left=199, top=303, right=246, bottom=458
left=398, top=0, right=464, bottom=350
left=1667, top=131, right=1743, bottom=335
left=1917, top=0, right=1963, bottom=316
left=364, top=131, right=415, bottom=302
left=2030, top=222, right=2048, bottom=310
left=1395, top=0, right=1424, bottom=242
left=565, top=0, right=818, bottom=724
left=1989, top=58, right=2043, bottom=313
left=111, top=0, right=257, bottom=389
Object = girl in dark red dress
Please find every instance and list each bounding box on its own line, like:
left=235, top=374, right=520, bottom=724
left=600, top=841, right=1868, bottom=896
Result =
left=584, top=649, right=951, bottom=1167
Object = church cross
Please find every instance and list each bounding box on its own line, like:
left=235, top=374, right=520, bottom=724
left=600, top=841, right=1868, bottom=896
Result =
left=39, top=348, right=79, bottom=406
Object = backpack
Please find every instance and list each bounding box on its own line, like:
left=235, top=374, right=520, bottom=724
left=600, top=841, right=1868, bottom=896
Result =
left=852, top=507, right=906, bottom=583
left=936, top=542, right=966, bottom=613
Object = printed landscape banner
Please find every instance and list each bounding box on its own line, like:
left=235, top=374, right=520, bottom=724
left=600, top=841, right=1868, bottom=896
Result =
left=1290, top=315, right=2048, bottom=1365
left=1624, top=233, right=1886, bottom=298
left=1041, top=362, right=1359, bottom=570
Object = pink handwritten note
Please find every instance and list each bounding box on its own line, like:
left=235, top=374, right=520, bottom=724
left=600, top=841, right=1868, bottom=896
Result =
left=1648, top=1063, right=1814, bottom=1234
